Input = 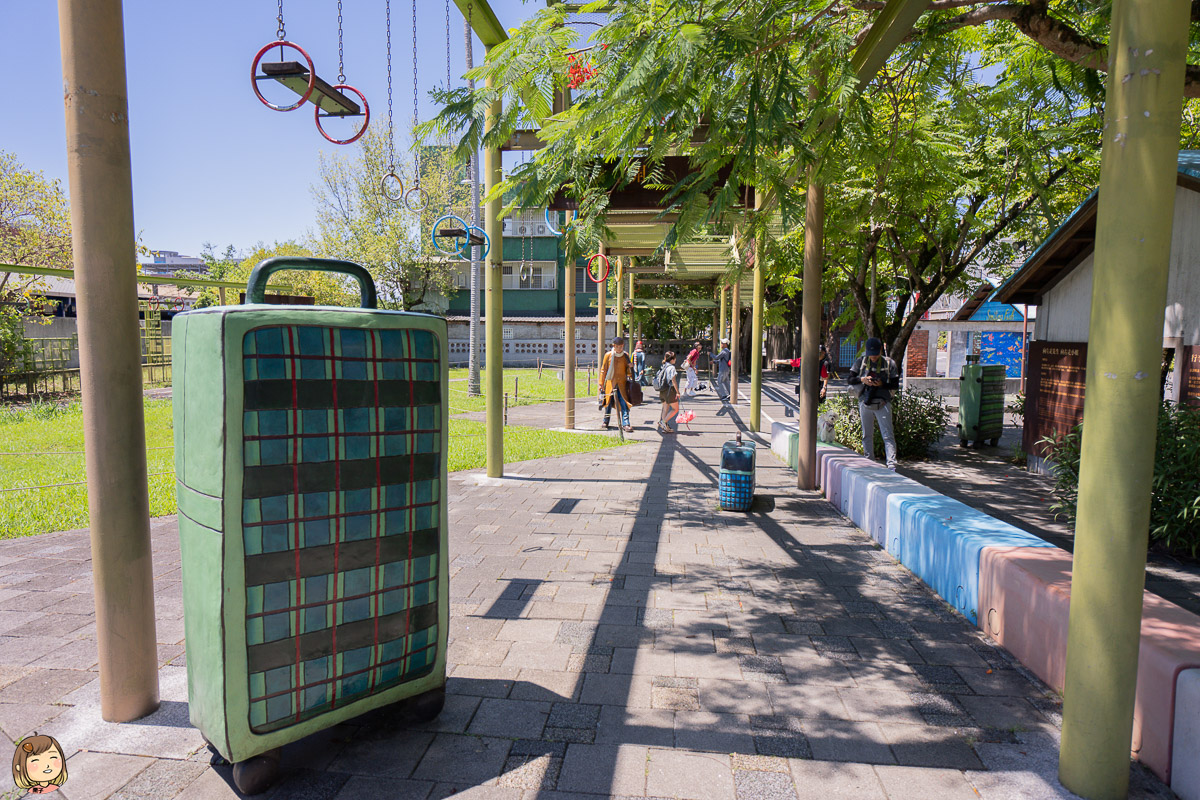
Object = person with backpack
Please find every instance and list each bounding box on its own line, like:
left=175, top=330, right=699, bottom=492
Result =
left=599, top=336, right=635, bottom=432
left=848, top=337, right=900, bottom=470
left=654, top=350, right=681, bottom=433
left=632, top=341, right=647, bottom=385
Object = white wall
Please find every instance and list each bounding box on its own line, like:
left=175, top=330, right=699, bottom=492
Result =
left=1035, top=185, right=1200, bottom=346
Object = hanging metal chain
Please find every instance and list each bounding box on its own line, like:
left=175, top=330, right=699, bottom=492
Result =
left=386, top=0, right=395, bottom=169
left=276, top=0, right=286, bottom=40
left=411, top=0, right=421, bottom=186
left=446, top=0, right=452, bottom=94
left=337, top=0, right=346, bottom=83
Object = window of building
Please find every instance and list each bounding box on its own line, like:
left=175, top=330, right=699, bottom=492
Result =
left=839, top=337, right=858, bottom=367
left=501, top=261, right=557, bottom=290
left=575, top=266, right=591, bottom=293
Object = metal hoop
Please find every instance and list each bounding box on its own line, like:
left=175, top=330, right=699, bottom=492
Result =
left=381, top=172, right=404, bottom=203
left=587, top=253, right=611, bottom=284
left=545, top=208, right=572, bottom=237
left=405, top=186, right=430, bottom=213
left=468, top=226, right=491, bottom=260
left=314, top=84, right=370, bottom=145
left=519, top=263, right=534, bottom=282
left=251, top=40, right=316, bottom=112
left=432, top=214, right=470, bottom=256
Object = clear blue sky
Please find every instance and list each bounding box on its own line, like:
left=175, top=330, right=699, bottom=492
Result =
left=5, top=0, right=545, bottom=260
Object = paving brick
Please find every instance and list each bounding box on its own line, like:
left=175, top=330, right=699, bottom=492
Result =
left=734, top=769, right=800, bottom=800
left=546, top=702, right=600, bottom=730
left=873, top=765, right=981, bottom=800
left=788, top=760, right=887, bottom=799
left=767, top=683, right=850, bottom=720
left=557, top=744, right=648, bottom=795
left=801, top=719, right=895, bottom=765
left=412, top=734, right=512, bottom=784
left=877, top=722, right=983, bottom=769
left=646, top=749, right=735, bottom=800
left=596, top=705, right=675, bottom=747
left=329, top=776, right=434, bottom=800
left=58, top=751, right=153, bottom=800
left=675, top=711, right=755, bottom=754
left=108, top=759, right=207, bottom=800
left=0, top=668, right=101, bottom=704
left=699, top=679, right=773, bottom=715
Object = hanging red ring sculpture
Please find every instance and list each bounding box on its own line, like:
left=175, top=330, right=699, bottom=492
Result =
left=315, top=85, right=371, bottom=145
left=587, top=254, right=611, bottom=284
left=250, top=41, right=316, bottom=112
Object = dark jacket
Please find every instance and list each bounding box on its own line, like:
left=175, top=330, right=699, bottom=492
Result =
left=848, top=354, right=900, bottom=405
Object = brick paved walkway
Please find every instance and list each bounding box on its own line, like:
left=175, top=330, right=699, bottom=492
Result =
left=0, top=386, right=1173, bottom=799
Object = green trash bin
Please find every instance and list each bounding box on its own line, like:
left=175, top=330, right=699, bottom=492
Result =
left=174, top=258, right=448, bottom=793
left=957, top=356, right=1006, bottom=447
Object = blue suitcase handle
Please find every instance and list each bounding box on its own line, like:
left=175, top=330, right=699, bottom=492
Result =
left=246, top=257, right=378, bottom=309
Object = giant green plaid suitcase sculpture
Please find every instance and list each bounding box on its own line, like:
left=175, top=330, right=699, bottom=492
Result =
left=173, top=258, right=448, bottom=793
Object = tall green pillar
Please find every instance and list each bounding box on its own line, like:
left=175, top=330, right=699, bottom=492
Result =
left=1058, top=2, right=1191, bottom=797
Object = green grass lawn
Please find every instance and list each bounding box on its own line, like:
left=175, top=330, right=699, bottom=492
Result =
left=0, top=398, right=626, bottom=539
left=447, top=367, right=602, bottom=414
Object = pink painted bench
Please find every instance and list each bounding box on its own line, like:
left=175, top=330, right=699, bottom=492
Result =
left=979, top=545, right=1200, bottom=785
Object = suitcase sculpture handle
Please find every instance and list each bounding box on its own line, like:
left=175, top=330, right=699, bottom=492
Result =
left=246, top=257, right=378, bottom=308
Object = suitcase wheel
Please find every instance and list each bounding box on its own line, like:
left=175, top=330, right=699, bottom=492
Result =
left=232, top=749, right=281, bottom=796
left=407, top=686, right=446, bottom=723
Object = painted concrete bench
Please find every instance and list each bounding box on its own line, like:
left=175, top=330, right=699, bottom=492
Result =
left=980, top=546, right=1200, bottom=790
left=1174, top=669, right=1200, bottom=800
left=782, top=436, right=1200, bottom=791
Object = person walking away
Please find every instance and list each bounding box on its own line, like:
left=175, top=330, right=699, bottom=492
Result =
left=848, top=337, right=899, bottom=470
left=818, top=344, right=831, bottom=401
left=655, top=350, right=680, bottom=433
left=632, top=341, right=647, bottom=385
left=683, top=341, right=701, bottom=397
left=599, top=336, right=635, bottom=433
left=715, top=338, right=732, bottom=402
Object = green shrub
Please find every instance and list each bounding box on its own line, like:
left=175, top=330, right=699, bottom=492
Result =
left=1041, top=402, right=1200, bottom=559
left=824, top=389, right=950, bottom=461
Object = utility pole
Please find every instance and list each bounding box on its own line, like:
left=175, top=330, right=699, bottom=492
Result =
left=465, top=18, right=482, bottom=396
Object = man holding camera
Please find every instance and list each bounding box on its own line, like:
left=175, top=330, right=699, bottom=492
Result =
left=848, top=337, right=900, bottom=470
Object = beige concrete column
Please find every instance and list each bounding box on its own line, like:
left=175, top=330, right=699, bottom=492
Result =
left=797, top=171, right=824, bottom=490
left=615, top=257, right=624, bottom=339
left=484, top=64, right=504, bottom=477
left=750, top=223, right=765, bottom=432
left=58, top=0, right=159, bottom=722
left=730, top=280, right=741, bottom=405
left=596, top=243, right=606, bottom=372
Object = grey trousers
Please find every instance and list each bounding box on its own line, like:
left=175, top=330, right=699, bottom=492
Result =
left=716, top=368, right=730, bottom=400
left=859, top=400, right=898, bottom=469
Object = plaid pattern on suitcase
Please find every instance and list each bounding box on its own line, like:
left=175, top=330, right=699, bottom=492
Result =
left=239, top=324, right=442, bottom=732
left=719, top=470, right=754, bottom=511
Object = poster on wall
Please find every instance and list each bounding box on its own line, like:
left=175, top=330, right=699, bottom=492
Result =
left=1181, top=346, right=1200, bottom=408
left=1023, top=341, right=1088, bottom=457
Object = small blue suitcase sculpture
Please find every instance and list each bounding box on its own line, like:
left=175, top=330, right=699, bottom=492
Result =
left=719, top=435, right=756, bottom=511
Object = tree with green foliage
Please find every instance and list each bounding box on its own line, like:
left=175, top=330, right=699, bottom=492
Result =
left=425, top=1, right=1200, bottom=363
left=311, top=129, right=470, bottom=312
left=178, top=241, right=358, bottom=308
left=0, top=151, right=70, bottom=303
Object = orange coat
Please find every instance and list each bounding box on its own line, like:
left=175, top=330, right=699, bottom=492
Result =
left=599, top=350, right=632, bottom=405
